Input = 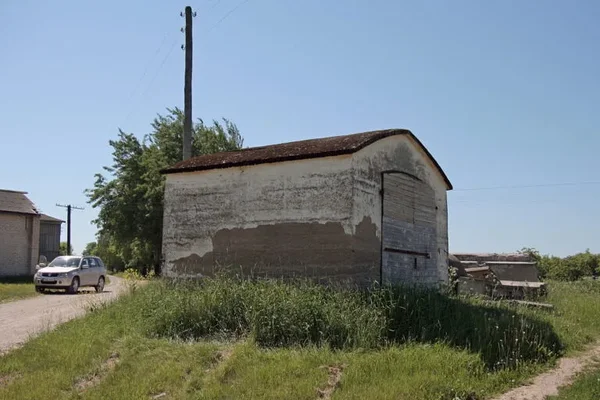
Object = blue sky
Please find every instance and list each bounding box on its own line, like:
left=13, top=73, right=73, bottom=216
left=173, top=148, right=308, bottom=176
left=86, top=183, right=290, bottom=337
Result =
left=1, top=0, right=599, bottom=257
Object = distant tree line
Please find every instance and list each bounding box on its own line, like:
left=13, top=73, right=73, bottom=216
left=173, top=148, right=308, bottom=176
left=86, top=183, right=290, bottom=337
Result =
left=59, top=242, right=73, bottom=256
left=83, top=107, right=244, bottom=275
left=519, top=247, right=599, bottom=281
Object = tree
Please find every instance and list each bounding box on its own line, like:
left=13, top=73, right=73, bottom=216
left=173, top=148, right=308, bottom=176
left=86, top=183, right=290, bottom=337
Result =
left=59, top=242, right=73, bottom=256
left=519, top=247, right=600, bottom=281
left=82, top=242, right=97, bottom=256
left=86, top=107, right=243, bottom=275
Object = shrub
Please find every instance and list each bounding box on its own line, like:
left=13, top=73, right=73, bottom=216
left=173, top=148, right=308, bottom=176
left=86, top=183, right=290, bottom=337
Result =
left=521, top=247, right=600, bottom=281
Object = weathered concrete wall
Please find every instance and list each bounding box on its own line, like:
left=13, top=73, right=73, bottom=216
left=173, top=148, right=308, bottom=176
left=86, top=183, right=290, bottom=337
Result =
left=162, top=135, right=449, bottom=286
left=0, top=212, right=40, bottom=277
left=351, top=135, right=449, bottom=286
left=163, top=155, right=380, bottom=284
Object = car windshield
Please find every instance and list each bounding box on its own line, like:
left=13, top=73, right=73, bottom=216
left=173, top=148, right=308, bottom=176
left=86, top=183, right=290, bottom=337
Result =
left=48, top=256, right=81, bottom=268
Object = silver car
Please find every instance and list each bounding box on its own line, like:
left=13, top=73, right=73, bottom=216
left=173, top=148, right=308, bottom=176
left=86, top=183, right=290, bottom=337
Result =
left=34, top=255, right=107, bottom=294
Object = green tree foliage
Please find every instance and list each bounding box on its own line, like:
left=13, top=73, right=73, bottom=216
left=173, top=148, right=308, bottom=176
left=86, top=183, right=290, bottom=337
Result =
left=86, top=107, right=243, bottom=275
left=82, top=242, right=97, bottom=256
left=59, top=242, right=73, bottom=256
left=519, top=247, right=600, bottom=281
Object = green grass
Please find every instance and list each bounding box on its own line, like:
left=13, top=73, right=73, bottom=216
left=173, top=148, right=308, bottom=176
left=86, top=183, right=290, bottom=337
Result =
left=0, top=278, right=599, bottom=399
left=139, top=277, right=563, bottom=369
left=549, top=362, right=600, bottom=399
left=0, top=277, right=37, bottom=303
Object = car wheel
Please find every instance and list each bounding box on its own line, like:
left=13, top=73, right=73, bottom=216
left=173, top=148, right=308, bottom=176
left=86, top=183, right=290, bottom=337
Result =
left=35, top=286, right=45, bottom=294
left=95, top=276, right=105, bottom=293
left=67, top=277, right=80, bottom=294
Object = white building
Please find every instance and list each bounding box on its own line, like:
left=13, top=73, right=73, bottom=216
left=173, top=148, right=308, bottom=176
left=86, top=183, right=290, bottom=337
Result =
left=160, top=129, right=452, bottom=286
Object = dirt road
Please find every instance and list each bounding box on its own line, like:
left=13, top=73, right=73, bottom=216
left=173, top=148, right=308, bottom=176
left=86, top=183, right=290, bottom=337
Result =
left=0, top=276, right=128, bottom=355
left=493, top=342, right=600, bottom=400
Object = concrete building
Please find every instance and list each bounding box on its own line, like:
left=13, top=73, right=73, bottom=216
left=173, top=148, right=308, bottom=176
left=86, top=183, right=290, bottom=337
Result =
left=0, top=189, right=63, bottom=277
left=161, top=129, right=452, bottom=286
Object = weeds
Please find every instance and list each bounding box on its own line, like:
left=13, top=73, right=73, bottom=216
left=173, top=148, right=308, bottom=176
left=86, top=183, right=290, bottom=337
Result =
left=136, top=276, right=562, bottom=369
left=2, top=278, right=600, bottom=400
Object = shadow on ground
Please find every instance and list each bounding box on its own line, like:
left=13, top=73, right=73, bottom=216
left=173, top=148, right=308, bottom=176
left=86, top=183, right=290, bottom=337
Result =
left=375, top=288, right=563, bottom=369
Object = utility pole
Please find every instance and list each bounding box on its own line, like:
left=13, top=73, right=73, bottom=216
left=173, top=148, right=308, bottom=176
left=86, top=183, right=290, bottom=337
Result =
left=56, top=204, right=84, bottom=255
left=181, top=5, right=195, bottom=160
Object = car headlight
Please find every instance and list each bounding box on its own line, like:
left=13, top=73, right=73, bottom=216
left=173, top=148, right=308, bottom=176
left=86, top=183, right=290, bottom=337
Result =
left=58, top=273, right=68, bottom=278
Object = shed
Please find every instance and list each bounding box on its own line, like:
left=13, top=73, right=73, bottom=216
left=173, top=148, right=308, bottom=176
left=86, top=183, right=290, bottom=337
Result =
left=0, top=189, right=41, bottom=277
left=453, top=253, right=542, bottom=283
left=39, top=214, right=64, bottom=263
left=161, top=129, right=452, bottom=286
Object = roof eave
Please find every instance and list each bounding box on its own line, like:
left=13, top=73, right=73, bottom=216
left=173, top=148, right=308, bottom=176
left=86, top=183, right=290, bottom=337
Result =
left=0, top=209, right=39, bottom=216
left=160, top=148, right=357, bottom=175
left=161, top=129, right=453, bottom=190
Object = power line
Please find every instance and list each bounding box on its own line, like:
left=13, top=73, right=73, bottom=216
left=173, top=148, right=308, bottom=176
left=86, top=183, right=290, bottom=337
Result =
left=208, top=0, right=222, bottom=11
left=119, top=1, right=251, bottom=129
left=452, top=181, right=600, bottom=192
left=119, top=32, right=175, bottom=128
left=121, top=38, right=178, bottom=125
left=123, top=34, right=169, bottom=105
left=206, top=0, right=250, bottom=33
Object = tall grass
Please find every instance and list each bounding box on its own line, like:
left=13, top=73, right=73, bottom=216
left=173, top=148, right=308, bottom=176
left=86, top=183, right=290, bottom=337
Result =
left=135, top=276, right=562, bottom=369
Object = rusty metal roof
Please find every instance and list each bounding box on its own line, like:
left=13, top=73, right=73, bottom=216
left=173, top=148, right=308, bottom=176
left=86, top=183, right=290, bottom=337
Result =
left=161, top=129, right=452, bottom=189
left=0, top=189, right=39, bottom=215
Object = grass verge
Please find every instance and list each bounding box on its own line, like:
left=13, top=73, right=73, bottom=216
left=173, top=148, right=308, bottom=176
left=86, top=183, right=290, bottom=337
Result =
left=0, top=277, right=37, bottom=303
left=0, top=277, right=599, bottom=399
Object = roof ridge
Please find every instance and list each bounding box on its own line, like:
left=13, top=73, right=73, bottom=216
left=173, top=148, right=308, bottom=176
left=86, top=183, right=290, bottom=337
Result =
left=0, top=189, right=28, bottom=194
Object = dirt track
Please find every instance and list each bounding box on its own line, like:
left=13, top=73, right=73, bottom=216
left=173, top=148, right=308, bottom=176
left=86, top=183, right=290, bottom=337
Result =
left=0, top=276, right=128, bottom=355
left=493, top=342, right=600, bottom=400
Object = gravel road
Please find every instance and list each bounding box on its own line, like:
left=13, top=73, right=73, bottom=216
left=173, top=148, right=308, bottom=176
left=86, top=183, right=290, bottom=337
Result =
left=0, top=276, right=128, bottom=355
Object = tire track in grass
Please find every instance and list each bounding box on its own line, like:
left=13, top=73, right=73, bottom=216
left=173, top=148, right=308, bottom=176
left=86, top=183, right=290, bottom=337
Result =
left=148, top=346, right=235, bottom=399
left=316, top=363, right=347, bottom=399
left=0, top=373, right=21, bottom=388
left=73, top=352, right=120, bottom=393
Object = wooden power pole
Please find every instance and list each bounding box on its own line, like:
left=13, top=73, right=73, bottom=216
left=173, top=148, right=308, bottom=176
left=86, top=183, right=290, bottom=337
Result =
left=182, top=5, right=194, bottom=160
left=56, top=204, right=84, bottom=255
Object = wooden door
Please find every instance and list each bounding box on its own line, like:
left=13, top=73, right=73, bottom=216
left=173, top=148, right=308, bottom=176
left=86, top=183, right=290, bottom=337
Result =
left=381, top=172, right=437, bottom=285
